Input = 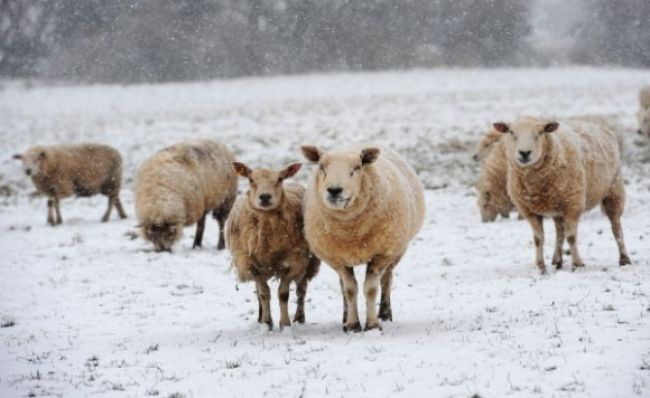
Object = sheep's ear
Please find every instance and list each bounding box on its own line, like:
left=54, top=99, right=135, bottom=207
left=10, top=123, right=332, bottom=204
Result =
left=360, top=147, right=380, bottom=165
left=301, top=145, right=322, bottom=163
left=12, top=153, right=22, bottom=160
left=543, top=121, right=559, bottom=133
left=493, top=122, right=510, bottom=134
left=280, top=163, right=302, bottom=180
left=232, top=161, right=251, bottom=178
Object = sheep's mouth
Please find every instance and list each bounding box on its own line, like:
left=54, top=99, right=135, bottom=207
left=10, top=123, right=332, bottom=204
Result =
left=327, top=197, right=350, bottom=209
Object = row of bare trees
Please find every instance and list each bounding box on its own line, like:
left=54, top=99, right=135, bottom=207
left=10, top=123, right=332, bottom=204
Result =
left=0, top=0, right=647, bottom=83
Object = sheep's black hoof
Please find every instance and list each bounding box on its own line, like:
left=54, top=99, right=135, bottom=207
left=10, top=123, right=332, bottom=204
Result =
left=293, top=311, right=305, bottom=324
left=378, top=305, right=392, bottom=322
left=364, top=322, right=382, bottom=331
left=571, top=263, right=585, bottom=272
left=343, top=322, right=362, bottom=333
left=620, top=255, right=631, bottom=266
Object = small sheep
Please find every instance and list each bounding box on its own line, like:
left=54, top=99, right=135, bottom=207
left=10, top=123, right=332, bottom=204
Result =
left=135, top=140, right=237, bottom=252
left=637, top=86, right=650, bottom=137
left=493, top=116, right=631, bottom=274
left=13, top=144, right=127, bottom=225
left=225, top=162, right=320, bottom=330
left=474, top=129, right=515, bottom=222
left=301, top=144, right=425, bottom=332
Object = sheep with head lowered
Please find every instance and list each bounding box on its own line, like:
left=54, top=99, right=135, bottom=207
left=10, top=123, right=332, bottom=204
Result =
left=135, top=139, right=237, bottom=252
left=474, top=128, right=515, bottom=222
left=301, top=144, right=425, bottom=332
left=13, top=143, right=127, bottom=225
left=493, top=115, right=631, bottom=274
left=637, top=86, right=650, bottom=137
left=225, top=162, right=320, bottom=330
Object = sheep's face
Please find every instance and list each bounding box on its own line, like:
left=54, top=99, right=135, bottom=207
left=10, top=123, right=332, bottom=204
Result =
left=301, top=146, right=379, bottom=211
left=493, top=118, right=559, bottom=168
left=473, top=129, right=502, bottom=162
left=232, top=162, right=302, bottom=211
left=13, top=146, right=48, bottom=177
left=143, top=223, right=181, bottom=252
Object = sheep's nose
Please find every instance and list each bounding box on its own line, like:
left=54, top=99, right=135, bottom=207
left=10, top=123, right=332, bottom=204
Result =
left=327, top=187, right=343, bottom=197
left=259, top=193, right=272, bottom=203
left=518, top=150, right=531, bottom=161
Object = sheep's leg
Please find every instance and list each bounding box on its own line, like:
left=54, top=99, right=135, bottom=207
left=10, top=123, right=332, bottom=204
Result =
left=101, top=196, right=114, bottom=222
left=255, top=278, right=273, bottom=330
left=364, top=255, right=396, bottom=331
left=526, top=215, right=546, bottom=274
left=294, top=278, right=307, bottom=324
left=552, top=216, right=565, bottom=269
left=602, top=187, right=631, bottom=266
left=53, top=198, right=62, bottom=225
left=114, top=195, right=127, bottom=219
left=213, top=200, right=233, bottom=250
left=294, top=256, right=319, bottom=324
left=46, top=199, right=55, bottom=226
left=339, top=276, right=348, bottom=324
left=278, top=278, right=291, bottom=329
left=192, top=213, right=207, bottom=249
left=564, top=215, right=584, bottom=268
left=338, top=267, right=361, bottom=332
left=254, top=287, right=262, bottom=323
left=379, top=262, right=397, bottom=322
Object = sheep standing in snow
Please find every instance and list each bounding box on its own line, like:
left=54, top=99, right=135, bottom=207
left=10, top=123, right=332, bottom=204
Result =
left=135, top=140, right=237, bottom=252
left=637, top=86, right=650, bottom=137
left=13, top=144, right=127, bottom=225
left=493, top=116, right=631, bottom=274
left=225, top=162, right=320, bottom=330
left=301, top=144, right=425, bottom=332
left=474, top=129, right=515, bottom=222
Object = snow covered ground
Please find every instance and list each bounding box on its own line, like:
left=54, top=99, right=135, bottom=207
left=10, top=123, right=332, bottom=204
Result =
left=1, top=68, right=649, bottom=398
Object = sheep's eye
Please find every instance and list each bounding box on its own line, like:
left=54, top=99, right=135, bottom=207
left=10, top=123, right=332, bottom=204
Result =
left=319, top=164, right=326, bottom=175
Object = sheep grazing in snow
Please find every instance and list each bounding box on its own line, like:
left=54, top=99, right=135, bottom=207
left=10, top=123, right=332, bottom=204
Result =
left=474, top=128, right=515, bottom=222
left=493, top=115, right=631, bottom=274
left=135, top=140, right=237, bottom=252
left=637, top=86, right=650, bottom=137
left=225, top=162, right=320, bottom=330
left=301, top=144, right=425, bottom=332
left=13, top=144, right=127, bottom=225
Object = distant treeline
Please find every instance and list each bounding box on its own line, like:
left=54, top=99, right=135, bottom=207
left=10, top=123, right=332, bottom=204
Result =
left=0, top=0, right=648, bottom=83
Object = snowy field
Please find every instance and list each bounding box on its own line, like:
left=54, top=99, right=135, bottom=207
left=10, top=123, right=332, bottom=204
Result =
left=1, top=68, right=649, bottom=398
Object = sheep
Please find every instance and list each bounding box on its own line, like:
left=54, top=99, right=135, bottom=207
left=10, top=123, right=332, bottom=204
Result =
left=134, top=139, right=237, bottom=252
left=474, top=129, right=515, bottom=222
left=301, top=144, right=425, bottom=332
left=637, top=86, right=650, bottom=137
left=13, top=144, right=127, bottom=225
left=225, top=162, right=320, bottom=330
left=493, top=115, right=631, bottom=274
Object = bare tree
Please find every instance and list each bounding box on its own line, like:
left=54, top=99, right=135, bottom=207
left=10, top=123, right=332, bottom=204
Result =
left=0, top=0, right=55, bottom=77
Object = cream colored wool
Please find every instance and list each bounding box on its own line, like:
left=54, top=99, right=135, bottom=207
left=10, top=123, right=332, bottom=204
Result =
left=225, top=163, right=319, bottom=330
left=14, top=143, right=126, bottom=225
left=135, top=139, right=237, bottom=252
left=301, top=144, right=425, bottom=332
left=494, top=116, right=630, bottom=274
left=475, top=130, right=514, bottom=222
